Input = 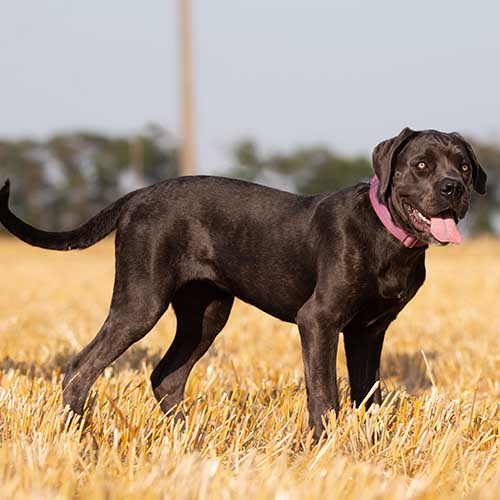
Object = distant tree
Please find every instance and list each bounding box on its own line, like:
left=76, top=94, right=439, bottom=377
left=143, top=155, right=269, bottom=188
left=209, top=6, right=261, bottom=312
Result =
left=0, top=125, right=179, bottom=231
left=0, top=138, right=50, bottom=226
left=229, top=138, right=500, bottom=236
left=230, top=139, right=371, bottom=193
left=1, top=130, right=498, bottom=236
left=469, top=140, right=500, bottom=234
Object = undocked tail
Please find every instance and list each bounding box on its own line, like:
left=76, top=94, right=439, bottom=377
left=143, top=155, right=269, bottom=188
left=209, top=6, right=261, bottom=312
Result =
left=0, top=180, right=136, bottom=250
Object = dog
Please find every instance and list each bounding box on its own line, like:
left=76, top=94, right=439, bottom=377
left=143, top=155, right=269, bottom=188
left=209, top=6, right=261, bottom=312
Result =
left=0, top=127, right=487, bottom=439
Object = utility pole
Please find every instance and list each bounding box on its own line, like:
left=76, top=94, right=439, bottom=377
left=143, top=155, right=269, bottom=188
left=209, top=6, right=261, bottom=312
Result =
left=179, top=0, right=196, bottom=176
left=129, top=136, right=144, bottom=180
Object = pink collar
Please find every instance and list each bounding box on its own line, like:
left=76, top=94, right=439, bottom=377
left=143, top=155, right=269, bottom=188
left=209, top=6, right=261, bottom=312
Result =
left=369, top=176, right=427, bottom=249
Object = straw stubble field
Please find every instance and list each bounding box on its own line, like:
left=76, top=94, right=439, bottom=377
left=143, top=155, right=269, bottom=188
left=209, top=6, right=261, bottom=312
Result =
left=0, top=237, right=499, bottom=499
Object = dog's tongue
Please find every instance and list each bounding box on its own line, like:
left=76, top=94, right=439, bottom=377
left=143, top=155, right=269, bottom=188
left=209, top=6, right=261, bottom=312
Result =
left=430, top=217, right=462, bottom=244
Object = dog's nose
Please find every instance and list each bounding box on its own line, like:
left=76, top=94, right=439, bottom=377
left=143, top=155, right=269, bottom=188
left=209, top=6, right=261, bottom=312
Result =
left=439, top=178, right=464, bottom=198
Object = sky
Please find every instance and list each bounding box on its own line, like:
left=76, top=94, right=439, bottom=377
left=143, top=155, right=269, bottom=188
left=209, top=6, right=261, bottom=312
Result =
left=1, top=1, right=500, bottom=175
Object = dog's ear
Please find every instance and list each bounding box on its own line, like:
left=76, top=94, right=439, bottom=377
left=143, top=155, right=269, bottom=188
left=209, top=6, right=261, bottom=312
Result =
left=451, top=133, right=487, bottom=195
left=372, top=127, right=418, bottom=201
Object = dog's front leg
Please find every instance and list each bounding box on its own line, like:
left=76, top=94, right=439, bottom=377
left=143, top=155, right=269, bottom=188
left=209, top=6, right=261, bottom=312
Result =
left=342, top=314, right=397, bottom=408
left=297, top=295, right=347, bottom=441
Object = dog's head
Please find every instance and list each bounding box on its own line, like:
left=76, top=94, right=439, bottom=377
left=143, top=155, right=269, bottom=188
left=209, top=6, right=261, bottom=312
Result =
left=372, top=127, right=487, bottom=246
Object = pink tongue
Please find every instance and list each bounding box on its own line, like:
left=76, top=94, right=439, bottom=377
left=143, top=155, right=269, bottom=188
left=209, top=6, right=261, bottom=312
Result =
left=430, top=217, right=462, bottom=244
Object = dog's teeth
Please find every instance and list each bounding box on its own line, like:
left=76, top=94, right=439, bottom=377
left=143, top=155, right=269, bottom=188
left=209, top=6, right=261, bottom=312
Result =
left=408, top=205, right=430, bottom=226
left=416, top=211, right=429, bottom=224
left=410, top=208, right=430, bottom=226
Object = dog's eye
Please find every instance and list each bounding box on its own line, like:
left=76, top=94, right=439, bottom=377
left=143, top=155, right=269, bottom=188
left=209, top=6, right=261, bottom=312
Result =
left=416, top=162, right=427, bottom=169
left=461, top=164, right=470, bottom=173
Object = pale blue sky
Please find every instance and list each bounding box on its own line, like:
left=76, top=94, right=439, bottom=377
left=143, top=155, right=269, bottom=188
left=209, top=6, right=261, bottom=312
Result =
left=1, top=1, right=499, bottom=174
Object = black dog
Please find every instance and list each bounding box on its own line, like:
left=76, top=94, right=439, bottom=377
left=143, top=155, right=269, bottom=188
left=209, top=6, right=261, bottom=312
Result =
left=0, top=127, right=486, bottom=438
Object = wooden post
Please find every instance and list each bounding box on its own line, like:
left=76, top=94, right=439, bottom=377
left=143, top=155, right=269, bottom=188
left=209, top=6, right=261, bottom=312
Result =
left=129, top=137, right=144, bottom=180
left=179, top=0, right=196, bottom=176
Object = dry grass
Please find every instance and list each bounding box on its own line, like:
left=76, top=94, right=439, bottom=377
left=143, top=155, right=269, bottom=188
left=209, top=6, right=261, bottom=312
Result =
left=0, top=237, right=499, bottom=499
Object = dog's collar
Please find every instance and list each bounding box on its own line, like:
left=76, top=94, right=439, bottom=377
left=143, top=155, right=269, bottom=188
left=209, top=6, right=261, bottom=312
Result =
left=369, top=176, right=427, bottom=249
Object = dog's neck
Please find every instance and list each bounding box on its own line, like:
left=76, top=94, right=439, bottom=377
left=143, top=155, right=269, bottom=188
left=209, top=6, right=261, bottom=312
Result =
left=369, top=176, right=428, bottom=249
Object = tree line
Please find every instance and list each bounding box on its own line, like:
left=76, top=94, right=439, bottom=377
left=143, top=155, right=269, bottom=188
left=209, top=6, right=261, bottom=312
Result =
left=0, top=126, right=498, bottom=235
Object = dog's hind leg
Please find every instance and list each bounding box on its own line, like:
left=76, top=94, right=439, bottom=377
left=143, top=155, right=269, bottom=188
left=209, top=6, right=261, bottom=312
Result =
left=150, top=281, right=233, bottom=415
left=62, top=227, right=174, bottom=416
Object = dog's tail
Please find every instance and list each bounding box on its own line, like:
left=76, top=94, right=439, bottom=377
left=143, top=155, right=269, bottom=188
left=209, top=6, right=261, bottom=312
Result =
left=0, top=179, right=137, bottom=251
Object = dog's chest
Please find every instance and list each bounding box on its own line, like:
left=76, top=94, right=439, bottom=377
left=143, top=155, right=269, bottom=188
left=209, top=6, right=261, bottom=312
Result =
left=374, top=257, right=425, bottom=301
left=348, top=255, right=426, bottom=329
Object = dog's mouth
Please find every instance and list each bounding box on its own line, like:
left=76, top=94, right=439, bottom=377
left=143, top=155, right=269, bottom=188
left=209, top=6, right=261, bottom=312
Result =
left=403, top=203, right=462, bottom=245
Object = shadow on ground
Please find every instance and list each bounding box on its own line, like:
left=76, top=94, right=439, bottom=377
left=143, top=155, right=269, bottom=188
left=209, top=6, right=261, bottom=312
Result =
left=0, top=347, right=440, bottom=397
left=0, top=345, right=163, bottom=381
left=382, top=350, right=439, bottom=393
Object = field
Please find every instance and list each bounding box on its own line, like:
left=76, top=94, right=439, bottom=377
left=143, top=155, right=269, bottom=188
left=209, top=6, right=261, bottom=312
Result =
left=0, top=237, right=499, bottom=499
